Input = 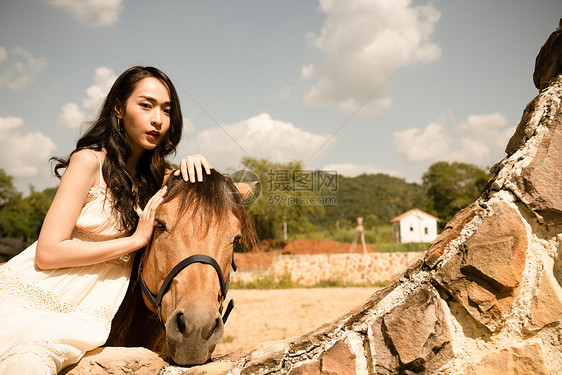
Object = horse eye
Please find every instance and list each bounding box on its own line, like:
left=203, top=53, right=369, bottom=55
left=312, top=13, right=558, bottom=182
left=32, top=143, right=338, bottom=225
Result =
left=232, top=236, right=243, bottom=252
left=155, top=219, right=167, bottom=232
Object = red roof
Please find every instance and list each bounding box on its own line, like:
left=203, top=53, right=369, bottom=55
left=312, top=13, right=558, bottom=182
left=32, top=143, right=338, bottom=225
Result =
left=390, top=208, right=439, bottom=223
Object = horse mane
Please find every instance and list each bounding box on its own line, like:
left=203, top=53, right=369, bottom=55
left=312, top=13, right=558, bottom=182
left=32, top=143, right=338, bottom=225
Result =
left=107, top=169, right=258, bottom=347
left=162, top=169, right=258, bottom=252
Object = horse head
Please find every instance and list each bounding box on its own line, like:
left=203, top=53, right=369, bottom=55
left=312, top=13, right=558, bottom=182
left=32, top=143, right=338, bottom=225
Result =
left=139, top=170, right=257, bottom=365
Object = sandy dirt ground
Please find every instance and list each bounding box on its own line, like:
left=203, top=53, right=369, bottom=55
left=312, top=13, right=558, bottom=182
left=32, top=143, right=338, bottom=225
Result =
left=214, top=287, right=378, bottom=355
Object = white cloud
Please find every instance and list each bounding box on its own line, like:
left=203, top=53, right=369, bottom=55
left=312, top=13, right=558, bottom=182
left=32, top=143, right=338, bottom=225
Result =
left=0, top=46, right=7, bottom=62
left=183, top=117, right=196, bottom=135
left=59, top=67, right=116, bottom=128
left=297, top=0, right=441, bottom=114
left=178, top=113, right=335, bottom=170
left=0, top=116, right=21, bottom=132
left=0, top=117, right=57, bottom=178
left=458, top=113, right=512, bottom=151
left=47, top=0, right=124, bottom=27
left=0, top=47, right=48, bottom=90
left=322, top=163, right=402, bottom=178
left=394, top=122, right=451, bottom=161
left=81, top=67, right=116, bottom=108
left=394, top=112, right=514, bottom=166
left=59, top=103, right=87, bottom=130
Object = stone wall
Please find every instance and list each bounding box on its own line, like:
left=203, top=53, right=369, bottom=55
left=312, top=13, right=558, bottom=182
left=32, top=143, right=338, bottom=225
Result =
left=233, top=252, right=422, bottom=286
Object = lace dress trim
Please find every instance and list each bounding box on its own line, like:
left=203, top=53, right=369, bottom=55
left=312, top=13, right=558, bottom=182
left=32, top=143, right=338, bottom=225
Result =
left=87, top=184, right=106, bottom=198
left=71, top=183, right=134, bottom=266
left=0, top=339, right=65, bottom=375
left=69, top=228, right=134, bottom=266
left=0, top=266, right=117, bottom=323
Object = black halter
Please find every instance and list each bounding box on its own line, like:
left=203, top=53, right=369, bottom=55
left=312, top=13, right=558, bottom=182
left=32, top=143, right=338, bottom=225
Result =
left=139, top=253, right=237, bottom=327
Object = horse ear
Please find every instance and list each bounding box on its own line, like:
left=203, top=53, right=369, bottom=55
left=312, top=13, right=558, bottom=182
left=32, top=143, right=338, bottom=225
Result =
left=235, top=181, right=259, bottom=200
left=162, top=168, right=174, bottom=187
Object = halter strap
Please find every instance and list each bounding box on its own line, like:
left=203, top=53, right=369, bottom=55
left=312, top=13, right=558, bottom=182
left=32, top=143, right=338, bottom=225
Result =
left=139, top=254, right=237, bottom=325
left=140, top=254, right=226, bottom=311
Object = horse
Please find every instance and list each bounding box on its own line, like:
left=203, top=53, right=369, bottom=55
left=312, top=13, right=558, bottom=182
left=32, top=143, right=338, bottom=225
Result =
left=105, top=169, right=257, bottom=365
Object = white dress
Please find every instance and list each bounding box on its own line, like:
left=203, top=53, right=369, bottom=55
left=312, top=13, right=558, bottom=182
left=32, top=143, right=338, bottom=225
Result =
left=0, top=154, right=134, bottom=374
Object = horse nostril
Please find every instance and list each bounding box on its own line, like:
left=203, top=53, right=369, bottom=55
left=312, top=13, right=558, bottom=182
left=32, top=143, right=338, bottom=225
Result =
left=202, top=317, right=220, bottom=341
left=176, top=312, right=186, bottom=335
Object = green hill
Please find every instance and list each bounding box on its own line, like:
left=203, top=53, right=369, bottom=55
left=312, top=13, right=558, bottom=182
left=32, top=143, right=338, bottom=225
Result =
left=317, top=173, right=429, bottom=229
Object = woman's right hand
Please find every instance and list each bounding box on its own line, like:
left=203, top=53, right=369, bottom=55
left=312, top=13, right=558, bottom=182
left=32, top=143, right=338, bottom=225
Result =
left=132, top=186, right=168, bottom=247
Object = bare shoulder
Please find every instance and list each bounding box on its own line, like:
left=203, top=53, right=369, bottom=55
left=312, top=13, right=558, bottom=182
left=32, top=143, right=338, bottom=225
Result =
left=50, top=149, right=104, bottom=208
left=69, top=148, right=105, bottom=169
left=63, top=149, right=105, bottom=189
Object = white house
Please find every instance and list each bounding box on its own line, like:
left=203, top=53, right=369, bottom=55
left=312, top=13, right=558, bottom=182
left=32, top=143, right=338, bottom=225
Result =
left=391, top=209, right=439, bottom=243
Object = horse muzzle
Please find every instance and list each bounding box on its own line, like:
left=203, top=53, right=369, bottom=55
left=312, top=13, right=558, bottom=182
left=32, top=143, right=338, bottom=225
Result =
left=165, top=301, right=225, bottom=365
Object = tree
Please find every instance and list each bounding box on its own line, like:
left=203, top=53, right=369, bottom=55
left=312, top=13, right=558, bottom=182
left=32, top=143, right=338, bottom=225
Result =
left=0, top=169, right=17, bottom=207
left=422, top=161, right=490, bottom=227
left=235, top=157, right=324, bottom=240
left=0, top=184, right=55, bottom=246
left=319, top=173, right=428, bottom=228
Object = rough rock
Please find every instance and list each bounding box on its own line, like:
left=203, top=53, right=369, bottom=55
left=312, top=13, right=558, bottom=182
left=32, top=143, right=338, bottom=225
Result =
left=287, top=361, right=321, bottom=375
left=61, top=347, right=167, bottom=375
left=516, top=111, right=562, bottom=224
left=534, top=18, right=562, bottom=90
left=240, top=338, right=295, bottom=375
left=502, top=84, right=560, bottom=158
left=466, top=341, right=551, bottom=375
left=378, top=288, right=453, bottom=373
left=527, top=269, right=562, bottom=331
left=434, top=201, right=528, bottom=331
left=319, top=338, right=358, bottom=374
left=424, top=202, right=481, bottom=268
left=61, top=347, right=235, bottom=375
left=369, top=316, right=399, bottom=374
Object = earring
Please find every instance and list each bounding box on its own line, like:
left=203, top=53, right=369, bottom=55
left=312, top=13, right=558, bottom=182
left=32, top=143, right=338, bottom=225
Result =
left=117, top=118, right=124, bottom=133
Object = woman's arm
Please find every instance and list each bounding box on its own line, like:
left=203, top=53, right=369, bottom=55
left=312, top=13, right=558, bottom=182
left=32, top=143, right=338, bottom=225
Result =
left=35, top=149, right=165, bottom=270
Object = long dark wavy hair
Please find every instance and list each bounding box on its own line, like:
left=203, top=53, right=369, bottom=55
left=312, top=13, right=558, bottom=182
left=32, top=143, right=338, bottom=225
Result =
left=52, top=66, right=183, bottom=233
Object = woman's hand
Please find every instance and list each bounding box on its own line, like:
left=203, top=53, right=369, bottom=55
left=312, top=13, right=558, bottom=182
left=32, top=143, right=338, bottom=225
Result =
left=174, top=154, right=212, bottom=182
left=132, top=186, right=167, bottom=247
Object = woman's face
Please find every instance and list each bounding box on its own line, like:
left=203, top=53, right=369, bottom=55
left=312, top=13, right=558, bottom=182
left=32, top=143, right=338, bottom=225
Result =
left=117, top=77, right=171, bottom=154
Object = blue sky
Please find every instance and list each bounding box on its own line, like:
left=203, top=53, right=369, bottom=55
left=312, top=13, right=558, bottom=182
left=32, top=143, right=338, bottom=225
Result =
left=0, top=0, right=560, bottom=193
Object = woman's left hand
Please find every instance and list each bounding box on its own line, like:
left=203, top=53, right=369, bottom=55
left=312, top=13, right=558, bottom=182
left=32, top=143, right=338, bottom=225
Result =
left=174, top=154, right=213, bottom=182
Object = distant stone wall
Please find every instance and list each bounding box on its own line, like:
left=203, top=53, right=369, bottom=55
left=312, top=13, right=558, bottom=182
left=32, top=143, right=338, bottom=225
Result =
left=232, top=252, right=423, bottom=286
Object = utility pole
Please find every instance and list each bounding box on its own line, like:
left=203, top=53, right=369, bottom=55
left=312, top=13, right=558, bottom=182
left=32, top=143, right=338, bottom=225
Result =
left=350, top=217, right=367, bottom=253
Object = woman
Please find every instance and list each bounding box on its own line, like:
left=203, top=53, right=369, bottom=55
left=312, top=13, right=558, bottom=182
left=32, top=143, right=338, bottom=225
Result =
left=0, top=66, right=210, bottom=374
